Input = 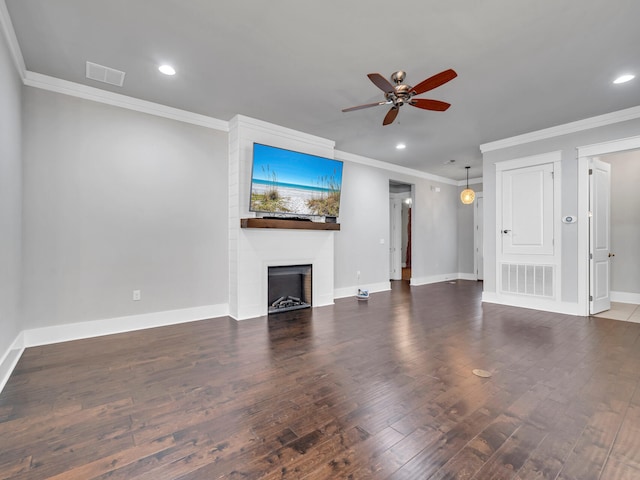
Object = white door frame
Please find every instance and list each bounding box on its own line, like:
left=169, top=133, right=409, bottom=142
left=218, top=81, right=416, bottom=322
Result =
left=389, top=196, right=401, bottom=280
left=473, top=192, right=484, bottom=281
left=577, top=135, right=640, bottom=316
left=389, top=191, right=410, bottom=280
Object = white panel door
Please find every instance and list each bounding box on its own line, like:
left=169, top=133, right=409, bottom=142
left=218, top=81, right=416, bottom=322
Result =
left=501, top=163, right=554, bottom=255
left=590, top=158, right=611, bottom=314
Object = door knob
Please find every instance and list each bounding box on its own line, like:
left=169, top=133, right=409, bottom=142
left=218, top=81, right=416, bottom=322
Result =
left=502, top=229, right=511, bottom=234
left=608, top=252, right=616, bottom=258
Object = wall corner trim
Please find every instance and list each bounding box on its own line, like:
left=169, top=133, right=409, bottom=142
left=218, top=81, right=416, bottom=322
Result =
left=0, top=0, right=26, bottom=79
left=0, top=332, right=26, bottom=395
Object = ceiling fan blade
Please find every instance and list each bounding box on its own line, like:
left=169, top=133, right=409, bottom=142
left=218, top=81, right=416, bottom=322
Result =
left=367, top=73, right=395, bottom=93
left=342, top=101, right=388, bottom=112
left=383, top=107, right=399, bottom=125
left=410, top=98, right=451, bottom=111
left=411, top=69, right=457, bottom=95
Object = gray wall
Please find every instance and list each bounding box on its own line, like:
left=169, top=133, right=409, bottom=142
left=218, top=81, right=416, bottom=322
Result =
left=457, top=183, right=482, bottom=275
left=411, top=178, right=458, bottom=280
left=334, top=162, right=391, bottom=288
left=483, top=118, right=640, bottom=303
left=21, top=88, right=229, bottom=329
left=604, top=150, right=640, bottom=294
left=334, top=162, right=459, bottom=289
left=0, top=29, right=23, bottom=355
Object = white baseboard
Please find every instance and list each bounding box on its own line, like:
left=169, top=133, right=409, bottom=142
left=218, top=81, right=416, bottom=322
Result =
left=0, top=332, right=25, bottom=394
left=410, top=273, right=476, bottom=286
left=611, top=291, right=640, bottom=304
left=334, top=281, right=391, bottom=299
left=457, top=273, right=478, bottom=281
left=1, top=304, right=229, bottom=395
left=23, top=304, right=229, bottom=348
left=482, top=292, right=581, bottom=316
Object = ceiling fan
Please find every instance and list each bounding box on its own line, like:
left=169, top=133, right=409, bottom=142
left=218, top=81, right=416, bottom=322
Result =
left=342, top=69, right=457, bottom=125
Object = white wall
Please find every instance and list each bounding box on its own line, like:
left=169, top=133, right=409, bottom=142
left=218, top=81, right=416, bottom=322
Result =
left=604, top=150, right=640, bottom=295
left=0, top=21, right=23, bottom=378
left=482, top=117, right=640, bottom=307
left=227, top=116, right=337, bottom=319
left=21, top=88, right=229, bottom=330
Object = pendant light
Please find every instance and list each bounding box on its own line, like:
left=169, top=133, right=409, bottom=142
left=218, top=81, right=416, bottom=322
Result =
left=460, top=166, right=475, bottom=204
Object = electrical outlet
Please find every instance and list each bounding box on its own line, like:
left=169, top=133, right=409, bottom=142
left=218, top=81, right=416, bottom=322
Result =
left=133, top=290, right=141, bottom=301
left=357, top=270, right=361, bottom=279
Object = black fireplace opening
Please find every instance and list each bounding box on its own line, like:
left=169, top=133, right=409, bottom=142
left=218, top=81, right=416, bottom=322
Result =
left=268, top=265, right=312, bottom=314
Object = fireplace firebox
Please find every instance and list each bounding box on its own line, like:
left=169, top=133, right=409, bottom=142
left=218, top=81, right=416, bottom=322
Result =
left=268, top=265, right=312, bottom=314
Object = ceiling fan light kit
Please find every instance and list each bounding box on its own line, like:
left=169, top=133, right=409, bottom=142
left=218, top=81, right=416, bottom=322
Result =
left=342, top=68, right=457, bottom=125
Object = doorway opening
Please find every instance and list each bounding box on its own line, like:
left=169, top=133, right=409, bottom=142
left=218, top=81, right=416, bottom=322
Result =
left=589, top=149, right=640, bottom=318
left=389, top=181, right=413, bottom=283
left=577, top=136, right=640, bottom=316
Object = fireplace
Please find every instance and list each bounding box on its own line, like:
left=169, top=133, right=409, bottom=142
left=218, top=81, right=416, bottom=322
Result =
left=268, top=265, right=312, bottom=314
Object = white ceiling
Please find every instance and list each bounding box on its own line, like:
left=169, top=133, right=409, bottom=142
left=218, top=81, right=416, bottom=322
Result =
left=5, top=0, right=640, bottom=180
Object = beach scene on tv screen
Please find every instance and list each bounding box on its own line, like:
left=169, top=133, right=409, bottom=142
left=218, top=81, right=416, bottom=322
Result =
left=250, top=144, right=343, bottom=217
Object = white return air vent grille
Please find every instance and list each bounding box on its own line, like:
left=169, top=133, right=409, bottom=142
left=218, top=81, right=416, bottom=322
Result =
left=86, top=61, right=126, bottom=87
left=501, top=263, right=554, bottom=298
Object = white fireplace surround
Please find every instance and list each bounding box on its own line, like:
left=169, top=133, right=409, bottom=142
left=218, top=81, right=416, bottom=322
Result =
left=228, top=116, right=337, bottom=320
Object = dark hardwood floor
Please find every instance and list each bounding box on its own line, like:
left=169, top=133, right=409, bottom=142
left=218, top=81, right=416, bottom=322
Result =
left=1, top=280, right=640, bottom=479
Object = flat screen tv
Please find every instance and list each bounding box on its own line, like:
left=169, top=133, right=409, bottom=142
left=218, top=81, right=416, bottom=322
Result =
left=249, top=143, right=343, bottom=217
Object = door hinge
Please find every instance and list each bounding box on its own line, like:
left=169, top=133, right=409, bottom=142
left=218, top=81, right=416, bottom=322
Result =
left=551, top=171, right=554, bottom=179
left=589, top=295, right=593, bottom=301
left=590, top=253, right=593, bottom=259
left=589, top=168, right=593, bottom=175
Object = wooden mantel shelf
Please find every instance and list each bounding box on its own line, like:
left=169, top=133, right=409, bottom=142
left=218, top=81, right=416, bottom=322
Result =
left=240, top=218, right=340, bottom=231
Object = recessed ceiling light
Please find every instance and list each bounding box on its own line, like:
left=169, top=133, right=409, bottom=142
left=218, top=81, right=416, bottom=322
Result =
left=613, top=74, right=635, bottom=84
left=159, top=64, right=176, bottom=76
left=396, top=143, right=406, bottom=150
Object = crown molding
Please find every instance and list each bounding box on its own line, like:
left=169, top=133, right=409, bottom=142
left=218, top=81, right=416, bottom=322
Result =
left=231, top=114, right=334, bottom=149
left=456, top=177, right=483, bottom=187
left=389, top=191, right=412, bottom=199
left=480, top=105, right=640, bottom=153
left=24, top=71, right=229, bottom=131
left=334, top=149, right=459, bottom=186
left=577, top=134, right=640, bottom=158
left=0, top=0, right=26, bottom=79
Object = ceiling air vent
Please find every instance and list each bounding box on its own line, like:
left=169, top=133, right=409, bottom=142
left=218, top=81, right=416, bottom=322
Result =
left=85, top=61, right=125, bottom=87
